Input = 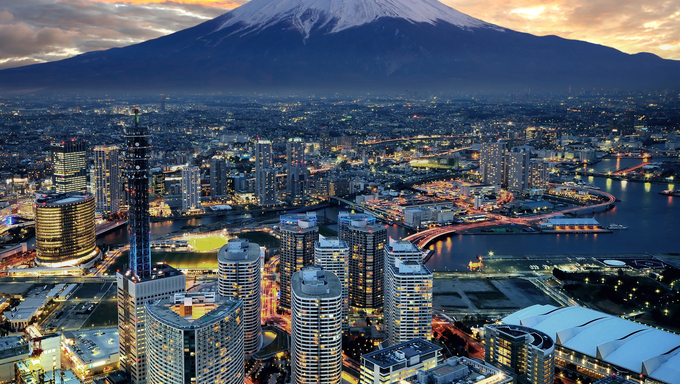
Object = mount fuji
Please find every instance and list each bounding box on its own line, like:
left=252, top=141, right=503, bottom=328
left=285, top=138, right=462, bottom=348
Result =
left=0, top=0, right=678, bottom=92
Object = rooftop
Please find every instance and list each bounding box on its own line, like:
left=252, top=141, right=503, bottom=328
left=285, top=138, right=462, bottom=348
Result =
left=0, top=335, right=29, bottom=359
left=386, top=237, right=421, bottom=253
left=362, top=338, right=441, bottom=368
left=146, top=295, right=241, bottom=330
left=280, top=212, right=317, bottom=228
left=34, top=192, right=92, bottom=206
left=62, top=328, right=119, bottom=366
left=503, top=305, right=680, bottom=384
left=292, top=265, right=342, bottom=298
left=393, top=259, right=432, bottom=276
left=121, top=263, right=183, bottom=283
left=218, top=238, right=260, bottom=262
left=316, top=236, right=348, bottom=249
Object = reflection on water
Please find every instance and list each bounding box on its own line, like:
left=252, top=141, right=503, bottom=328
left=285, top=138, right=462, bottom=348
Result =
left=426, top=176, right=679, bottom=272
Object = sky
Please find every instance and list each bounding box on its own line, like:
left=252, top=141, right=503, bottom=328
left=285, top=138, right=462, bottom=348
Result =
left=0, top=0, right=678, bottom=70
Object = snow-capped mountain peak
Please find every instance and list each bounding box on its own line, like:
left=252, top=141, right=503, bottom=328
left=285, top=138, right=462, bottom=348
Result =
left=215, top=0, right=501, bottom=38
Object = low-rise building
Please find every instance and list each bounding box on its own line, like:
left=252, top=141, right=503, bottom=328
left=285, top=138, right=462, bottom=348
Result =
left=62, top=328, right=120, bottom=381
left=0, top=336, right=30, bottom=382
left=414, top=357, right=512, bottom=384
left=360, top=339, right=441, bottom=384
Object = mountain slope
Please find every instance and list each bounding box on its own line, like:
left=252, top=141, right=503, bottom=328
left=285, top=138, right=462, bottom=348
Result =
left=0, top=0, right=678, bottom=92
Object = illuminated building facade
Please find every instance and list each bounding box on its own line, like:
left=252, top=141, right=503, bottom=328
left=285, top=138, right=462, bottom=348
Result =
left=291, top=266, right=342, bottom=384
left=278, top=212, right=319, bottom=311
left=181, top=166, right=201, bottom=212
left=286, top=138, right=306, bottom=203
left=528, top=161, right=550, bottom=190
left=314, top=236, right=349, bottom=330
left=384, top=259, right=432, bottom=346
left=340, top=214, right=387, bottom=310
left=51, top=139, right=87, bottom=193
left=255, top=140, right=277, bottom=206
left=484, top=324, right=555, bottom=384
left=146, top=293, right=244, bottom=384
left=506, top=150, right=530, bottom=192
left=360, top=339, right=440, bottom=384
left=217, top=238, right=262, bottom=354
left=94, top=145, right=121, bottom=214
left=210, top=156, right=228, bottom=198
left=480, top=142, right=506, bottom=187
left=34, top=192, right=98, bottom=267
left=117, top=265, right=186, bottom=384
left=118, top=109, right=187, bottom=384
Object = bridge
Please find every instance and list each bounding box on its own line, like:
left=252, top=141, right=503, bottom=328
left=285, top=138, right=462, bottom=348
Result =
left=405, top=184, right=616, bottom=250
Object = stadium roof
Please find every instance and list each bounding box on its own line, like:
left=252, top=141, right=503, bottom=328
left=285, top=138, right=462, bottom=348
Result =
left=502, top=305, right=680, bottom=384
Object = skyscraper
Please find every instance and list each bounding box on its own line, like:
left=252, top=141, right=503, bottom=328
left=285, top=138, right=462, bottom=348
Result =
left=118, top=109, right=186, bottom=384
left=291, top=266, right=342, bottom=384
left=506, top=149, right=530, bottom=192
left=484, top=324, right=555, bottom=384
left=181, top=166, right=201, bottom=212
left=339, top=214, right=387, bottom=310
left=255, top=140, right=277, bottom=206
left=145, top=293, right=244, bottom=384
left=279, top=212, right=319, bottom=311
left=337, top=212, right=376, bottom=239
left=94, top=145, right=121, bottom=214
left=51, top=139, right=87, bottom=193
left=528, top=160, right=550, bottom=190
left=217, top=239, right=262, bottom=354
left=34, top=192, right=98, bottom=268
left=384, top=259, right=432, bottom=345
left=480, top=141, right=506, bottom=187
left=287, top=138, right=306, bottom=204
left=210, top=156, right=228, bottom=198
left=314, top=236, right=350, bottom=331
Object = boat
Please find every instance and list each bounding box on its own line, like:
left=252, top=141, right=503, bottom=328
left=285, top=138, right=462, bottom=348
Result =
left=607, top=223, right=628, bottom=230
left=659, top=190, right=680, bottom=197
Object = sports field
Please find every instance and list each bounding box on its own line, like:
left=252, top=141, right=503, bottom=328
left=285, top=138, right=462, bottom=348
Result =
left=189, top=235, right=229, bottom=252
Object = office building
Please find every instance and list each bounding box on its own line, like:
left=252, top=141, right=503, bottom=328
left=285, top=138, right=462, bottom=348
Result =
left=287, top=138, right=306, bottom=203
left=484, top=324, right=555, bottom=384
left=503, top=304, right=680, bottom=384
left=384, top=259, right=432, bottom=345
left=506, top=150, right=530, bottom=192
left=278, top=212, right=319, bottom=310
left=314, top=236, right=350, bottom=330
left=146, top=293, right=244, bottom=384
left=62, top=328, right=120, bottom=381
left=94, top=145, right=121, bottom=214
left=51, top=139, right=87, bottom=193
left=414, top=357, right=511, bottom=384
left=480, top=142, right=506, bottom=187
left=118, top=109, right=186, bottom=384
left=255, top=140, right=277, bottom=206
left=528, top=161, right=550, bottom=190
left=339, top=214, right=387, bottom=310
left=291, top=266, right=342, bottom=384
left=35, top=192, right=98, bottom=268
left=181, top=166, right=201, bottom=212
left=360, top=339, right=441, bottom=384
left=217, top=239, right=262, bottom=354
left=210, top=156, right=229, bottom=198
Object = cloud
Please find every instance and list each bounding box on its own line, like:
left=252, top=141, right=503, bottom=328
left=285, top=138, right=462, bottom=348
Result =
left=0, top=0, right=677, bottom=71
left=443, top=0, right=680, bottom=59
left=0, top=0, right=232, bottom=69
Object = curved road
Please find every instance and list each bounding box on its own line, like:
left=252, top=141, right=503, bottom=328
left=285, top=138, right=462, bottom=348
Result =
left=405, top=185, right=616, bottom=249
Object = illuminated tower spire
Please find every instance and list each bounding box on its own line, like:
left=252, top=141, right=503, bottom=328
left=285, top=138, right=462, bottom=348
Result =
left=125, top=108, right=151, bottom=279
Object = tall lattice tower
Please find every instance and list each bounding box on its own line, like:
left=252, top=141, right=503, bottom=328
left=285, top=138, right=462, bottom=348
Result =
left=125, top=108, right=151, bottom=279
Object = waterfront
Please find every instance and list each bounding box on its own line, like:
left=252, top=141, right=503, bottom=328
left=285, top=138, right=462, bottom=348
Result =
left=426, top=158, right=678, bottom=271
left=95, top=157, right=678, bottom=272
